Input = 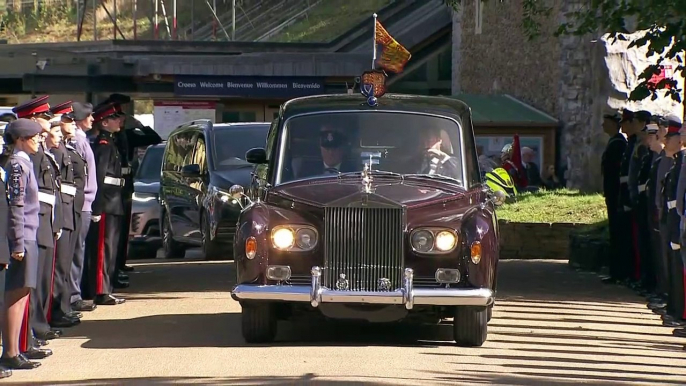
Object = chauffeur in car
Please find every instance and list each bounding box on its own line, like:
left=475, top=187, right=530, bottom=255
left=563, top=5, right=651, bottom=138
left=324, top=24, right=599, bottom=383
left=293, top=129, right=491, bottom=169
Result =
left=229, top=84, right=504, bottom=347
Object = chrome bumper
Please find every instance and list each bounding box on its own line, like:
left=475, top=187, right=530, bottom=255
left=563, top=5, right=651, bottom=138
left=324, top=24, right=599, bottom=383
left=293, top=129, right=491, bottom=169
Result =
left=231, top=266, right=494, bottom=310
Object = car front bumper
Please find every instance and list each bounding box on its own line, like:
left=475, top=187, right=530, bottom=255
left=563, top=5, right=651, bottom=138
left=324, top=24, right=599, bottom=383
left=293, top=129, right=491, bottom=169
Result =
left=231, top=266, right=494, bottom=310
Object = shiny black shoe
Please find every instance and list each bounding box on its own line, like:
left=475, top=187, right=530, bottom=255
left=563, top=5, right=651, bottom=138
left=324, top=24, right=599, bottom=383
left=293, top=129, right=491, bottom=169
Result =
left=601, top=277, right=621, bottom=284
left=34, top=339, right=48, bottom=347
left=114, top=280, right=130, bottom=289
left=0, top=365, right=11, bottom=378
left=34, top=330, right=61, bottom=340
left=118, top=272, right=129, bottom=281
left=22, top=348, right=52, bottom=360
left=71, top=300, right=97, bottom=312
left=121, top=265, right=134, bottom=272
left=663, top=318, right=686, bottom=327
left=66, top=311, right=83, bottom=319
left=648, top=302, right=667, bottom=310
left=94, top=294, right=126, bottom=305
left=653, top=307, right=668, bottom=315
left=673, top=328, right=686, bottom=337
left=50, top=316, right=81, bottom=328
left=0, top=355, right=40, bottom=369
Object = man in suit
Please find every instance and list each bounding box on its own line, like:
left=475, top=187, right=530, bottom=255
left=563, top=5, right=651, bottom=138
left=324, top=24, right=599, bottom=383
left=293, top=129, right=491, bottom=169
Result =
left=292, top=126, right=357, bottom=178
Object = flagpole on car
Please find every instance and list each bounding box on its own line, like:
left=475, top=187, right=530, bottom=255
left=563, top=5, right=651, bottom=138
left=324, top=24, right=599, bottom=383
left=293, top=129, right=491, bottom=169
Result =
left=372, top=13, right=377, bottom=69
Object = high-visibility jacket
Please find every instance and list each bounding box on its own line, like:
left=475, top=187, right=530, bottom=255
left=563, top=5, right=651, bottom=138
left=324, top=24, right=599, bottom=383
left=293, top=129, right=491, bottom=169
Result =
left=485, top=167, right=518, bottom=197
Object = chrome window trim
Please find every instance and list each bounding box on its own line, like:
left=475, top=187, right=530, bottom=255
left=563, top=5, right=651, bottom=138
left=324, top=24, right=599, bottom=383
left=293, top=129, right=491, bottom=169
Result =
left=274, top=110, right=467, bottom=187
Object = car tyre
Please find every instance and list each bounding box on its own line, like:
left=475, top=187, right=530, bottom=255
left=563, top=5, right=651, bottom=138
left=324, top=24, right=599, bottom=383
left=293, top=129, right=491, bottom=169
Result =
left=241, top=302, right=277, bottom=344
left=162, top=212, right=186, bottom=259
left=202, top=213, right=226, bottom=261
left=453, top=306, right=488, bottom=347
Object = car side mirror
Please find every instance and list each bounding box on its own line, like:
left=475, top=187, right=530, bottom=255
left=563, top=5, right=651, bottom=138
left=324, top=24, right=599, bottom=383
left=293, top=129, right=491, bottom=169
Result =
left=229, top=184, right=253, bottom=209
left=245, top=148, right=267, bottom=164
left=181, top=163, right=201, bottom=177
left=493, top=190, right=507, bottom=206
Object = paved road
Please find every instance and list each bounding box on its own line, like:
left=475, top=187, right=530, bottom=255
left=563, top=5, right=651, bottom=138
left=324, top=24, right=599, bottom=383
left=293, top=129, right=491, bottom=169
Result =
left=6, top=252, right=686, bottom=385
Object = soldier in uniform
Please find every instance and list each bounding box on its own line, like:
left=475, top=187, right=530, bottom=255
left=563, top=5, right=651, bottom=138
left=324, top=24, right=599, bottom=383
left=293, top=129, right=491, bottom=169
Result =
left=617, top=109, right=642, bottom=285
left=600, top=111, right=627, bottom=284
left=11, top=97, right=63, bottom=356
left=0, top=119, right=44, bottom=369
left=46, top=102, right=81, bottom=328
left=86, top=103, right=126, bottom=305
left=0, top=122, right=13, bottom=378
left=68, top=102, right=97, bottom=312
left=662, top=122, right=686, bottom=328
left=646, top=119, right=668, bottom=309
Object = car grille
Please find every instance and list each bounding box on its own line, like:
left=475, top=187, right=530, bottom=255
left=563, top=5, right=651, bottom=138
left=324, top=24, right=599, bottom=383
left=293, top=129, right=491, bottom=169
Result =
left=323, top=206, right=404, bottom=292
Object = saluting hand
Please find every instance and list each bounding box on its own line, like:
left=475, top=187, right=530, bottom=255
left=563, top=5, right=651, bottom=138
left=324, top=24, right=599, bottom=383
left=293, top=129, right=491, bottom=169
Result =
left=11, top=252, right=24, bottom=261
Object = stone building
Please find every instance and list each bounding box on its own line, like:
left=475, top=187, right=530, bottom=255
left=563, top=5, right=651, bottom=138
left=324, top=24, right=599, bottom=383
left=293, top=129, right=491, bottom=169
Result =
left=451, top=0, right=684, bottom=192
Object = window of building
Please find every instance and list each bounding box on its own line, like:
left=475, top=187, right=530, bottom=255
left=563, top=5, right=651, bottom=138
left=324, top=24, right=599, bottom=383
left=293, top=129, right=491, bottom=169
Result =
left=475, top=0, right=483, bottom=35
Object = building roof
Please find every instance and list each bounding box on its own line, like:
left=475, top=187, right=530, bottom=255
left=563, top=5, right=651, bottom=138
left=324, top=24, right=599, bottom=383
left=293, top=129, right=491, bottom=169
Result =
left=452, top=93, right=559, bottom=127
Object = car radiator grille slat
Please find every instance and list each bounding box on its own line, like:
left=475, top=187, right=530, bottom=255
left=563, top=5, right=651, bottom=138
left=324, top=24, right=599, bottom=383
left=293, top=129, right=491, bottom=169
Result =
left=323, top=207, right=404, bottom=291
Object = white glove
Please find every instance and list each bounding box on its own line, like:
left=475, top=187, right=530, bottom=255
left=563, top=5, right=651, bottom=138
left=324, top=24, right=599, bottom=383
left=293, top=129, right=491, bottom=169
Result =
left=54, top=230, right=62, bottom=240
left=92, top=215, right=101, bottom=223
left=670, top=242, right=681, bottom=251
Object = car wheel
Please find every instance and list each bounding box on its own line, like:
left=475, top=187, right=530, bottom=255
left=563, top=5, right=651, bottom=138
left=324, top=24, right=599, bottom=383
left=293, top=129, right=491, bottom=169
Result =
left=241, top=302, right=277, bottom=344
left=202, top=213, right=227, bottom=261
left=162, top=212, right=186, bottom=259
left=453, top=306, right=488, bottom=347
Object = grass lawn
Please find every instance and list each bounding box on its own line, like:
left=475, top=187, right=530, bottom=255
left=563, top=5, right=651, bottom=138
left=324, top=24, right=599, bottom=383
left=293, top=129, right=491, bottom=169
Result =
left=496, top=189, right=607, bottom=224
left=268, top=0, right=394, bottom=43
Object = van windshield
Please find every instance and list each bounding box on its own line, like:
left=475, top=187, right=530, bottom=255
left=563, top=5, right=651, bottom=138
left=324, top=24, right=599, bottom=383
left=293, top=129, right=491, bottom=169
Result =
left=276, top=112, right=463, bottom=185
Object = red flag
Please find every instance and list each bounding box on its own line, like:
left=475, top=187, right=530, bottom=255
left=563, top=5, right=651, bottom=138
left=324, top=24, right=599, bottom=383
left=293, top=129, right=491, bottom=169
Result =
left=510, top=134, right=528, bottom=187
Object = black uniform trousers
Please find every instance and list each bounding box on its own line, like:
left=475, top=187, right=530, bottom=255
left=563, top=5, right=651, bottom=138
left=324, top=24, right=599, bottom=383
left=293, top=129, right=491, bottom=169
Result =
left=614, top=209, right=634, bottom=281
left=669, top=247, right=685, bottom=320
left=115, top=195, right=133, bottom=273
left=635, top=195, right=655, bottom=290
left=30, top=243, right=55, bottom=336
left=87, top=213, right=121, bottom=296
left=606, top=197, right=623, bottom=276
left=660, top=218, right=673, bottom=310
left=51, top=228, right=74, bottom=319
left=649, top=209, right=668, bottom=296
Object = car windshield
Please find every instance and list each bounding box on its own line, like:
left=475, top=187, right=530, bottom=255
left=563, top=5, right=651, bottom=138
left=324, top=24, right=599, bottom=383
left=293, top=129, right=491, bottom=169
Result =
left=136, top=146, right=164, bottom=181
left=276, top=111, right=463, bottom=185
left=212, top=125, right=269, bottom=169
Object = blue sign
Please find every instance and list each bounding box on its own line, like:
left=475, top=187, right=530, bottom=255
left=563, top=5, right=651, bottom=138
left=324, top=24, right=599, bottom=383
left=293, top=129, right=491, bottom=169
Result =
left=174, top=76, right=326, bottom=97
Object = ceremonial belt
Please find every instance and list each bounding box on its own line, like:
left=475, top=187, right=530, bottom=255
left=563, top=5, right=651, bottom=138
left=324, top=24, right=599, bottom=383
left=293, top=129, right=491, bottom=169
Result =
left=638, top=184, right=647, bottom=193
left=61, top=183, right=77, bottom=196
left=37, top=192, right=55, bottom=206
left=668, top=200, right=677, bottom=210
left=620, top=176, right=629, bottom=183
left=121, top=167, right=131, bottom=175
left=104, top=177, right=125, bottom=187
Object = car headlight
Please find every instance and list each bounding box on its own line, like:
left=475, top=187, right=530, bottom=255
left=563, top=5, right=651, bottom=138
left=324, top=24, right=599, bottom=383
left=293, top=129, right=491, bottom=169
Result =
left=210, top=186, right=236, bottom=204
left=410, top=228, right=458, bottom=254
left=271, top=225, right=318, bottom=251
left=132, top=192, right=158, bottom=203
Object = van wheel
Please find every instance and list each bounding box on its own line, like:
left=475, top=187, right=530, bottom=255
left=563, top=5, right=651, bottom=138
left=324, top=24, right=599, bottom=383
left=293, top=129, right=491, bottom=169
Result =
left=453, top=307, right=488, bottom=347
left=241, top=302, right=277, bottom=343
left=202, top=213, right=225, bottom=260
left=162, top=212, right=185, bottom=259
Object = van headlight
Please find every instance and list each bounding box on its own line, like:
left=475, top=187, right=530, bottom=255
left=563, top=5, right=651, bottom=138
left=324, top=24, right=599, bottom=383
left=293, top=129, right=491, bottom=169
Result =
left=132, top=192, right=158, bottom=203
left=271, top=225, right=318, bottom=251
left=410, top=228, right=458, bottom=254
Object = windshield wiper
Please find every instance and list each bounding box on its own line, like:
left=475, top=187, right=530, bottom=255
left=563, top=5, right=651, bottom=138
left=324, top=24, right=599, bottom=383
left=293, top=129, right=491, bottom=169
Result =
left=404, top=174, right=463, bottom=185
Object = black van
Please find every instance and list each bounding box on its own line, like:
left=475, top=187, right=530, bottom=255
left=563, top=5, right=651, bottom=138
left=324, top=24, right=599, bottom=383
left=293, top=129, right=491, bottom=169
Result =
left=159, top=120, right=269, bottom=259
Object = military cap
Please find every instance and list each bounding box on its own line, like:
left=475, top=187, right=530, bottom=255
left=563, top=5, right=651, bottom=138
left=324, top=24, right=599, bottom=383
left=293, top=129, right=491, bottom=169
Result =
left=635, top=110, right=652, bottom=123
left=603, top=111, right=621, bottom=122
left=5, top=118, right=42, bottom=142
left=72, top=102, right=93, bottom=121
left=664, top=116, right=682, bottom=137
left=12, top=95, right=52, bottom=119
left=319, top=129, right=347, bottom=148
left=93, top=103, right=119, bottom=124
left=50, top=101, right=74, bottom=119
left=645, top=123, right=659, bottom=134
left=620, top=109, right=634, bottom=123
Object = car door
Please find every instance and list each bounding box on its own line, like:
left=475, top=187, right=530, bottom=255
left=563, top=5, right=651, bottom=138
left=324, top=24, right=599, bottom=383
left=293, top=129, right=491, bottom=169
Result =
left=186, top=132, right=208, bottom=242
left=252, top=119, right=278, bottom=201
left=161, top=130, right=196, bottom=241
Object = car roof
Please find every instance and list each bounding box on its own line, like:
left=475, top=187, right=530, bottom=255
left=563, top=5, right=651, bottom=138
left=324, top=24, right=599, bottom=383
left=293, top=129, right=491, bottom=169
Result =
left=167, top=120, right=269, bottom=138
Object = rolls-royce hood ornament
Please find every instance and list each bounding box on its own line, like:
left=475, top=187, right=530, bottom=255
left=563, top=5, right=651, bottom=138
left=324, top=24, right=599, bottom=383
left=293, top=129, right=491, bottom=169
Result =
left=361, top=162, right=374, bottom=194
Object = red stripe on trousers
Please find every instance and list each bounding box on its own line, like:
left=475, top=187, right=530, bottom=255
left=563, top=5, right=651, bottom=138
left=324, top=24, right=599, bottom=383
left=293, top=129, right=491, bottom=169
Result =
left=46, top=242, right=57, bottom=322
left=97, top=214, right=106, bottom=295
left=19, top=296, right=30, bottom=352
left=630, top=214, right=641, bottom=281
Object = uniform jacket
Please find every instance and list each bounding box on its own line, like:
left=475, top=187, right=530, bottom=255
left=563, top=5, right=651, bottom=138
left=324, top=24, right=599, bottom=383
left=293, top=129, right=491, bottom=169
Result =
left=647, top=150, right=663, bottom=219
left=52, top=142, right=76, bottom=231
left=664, top=150, right=683, bottom=244
left=29, top=145, right=62, bottom=248
left=628, top=142, right=649, bottom=206
left=91, top=131, right=124, bottom=216
left=75, top=129, right=97, bottom=212
left=619, top=134, right=638, bottom=210
left=656, top=153, right=674, bottom=219
left=601, top=133, right=627, bottom=201
left=0, top=162, right=10, bottom=264
left=116, top=126, right=162, bottom=198
left=7, top=151, right=40, bottom=253
left=635, top=146, right=654, bottom=204
left=66, top=138, right=87, bottom=217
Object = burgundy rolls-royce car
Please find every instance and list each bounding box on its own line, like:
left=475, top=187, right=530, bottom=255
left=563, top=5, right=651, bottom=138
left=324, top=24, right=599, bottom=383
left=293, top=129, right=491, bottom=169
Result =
left=229, top=90, right=505, bottom=346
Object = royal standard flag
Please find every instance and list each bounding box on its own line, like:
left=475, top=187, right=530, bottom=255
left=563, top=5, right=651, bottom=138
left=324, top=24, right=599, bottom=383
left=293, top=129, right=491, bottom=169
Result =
left=375, top=20, right=411, bottom=73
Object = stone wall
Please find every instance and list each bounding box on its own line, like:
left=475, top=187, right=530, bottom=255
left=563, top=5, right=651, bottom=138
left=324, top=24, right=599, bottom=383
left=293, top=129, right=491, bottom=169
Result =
left=498, top=220, right=578, bottom=260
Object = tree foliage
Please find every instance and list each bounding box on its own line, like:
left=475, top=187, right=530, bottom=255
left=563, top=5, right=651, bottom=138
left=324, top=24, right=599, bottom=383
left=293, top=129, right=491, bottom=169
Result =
left=444, top=0, right=686, bottom=104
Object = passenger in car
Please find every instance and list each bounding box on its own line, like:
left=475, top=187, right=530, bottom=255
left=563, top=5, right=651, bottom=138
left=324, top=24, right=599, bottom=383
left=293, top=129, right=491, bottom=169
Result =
left=291, top=126, right=357, bottom=179
left=416, top=128, right=460, bottom=179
